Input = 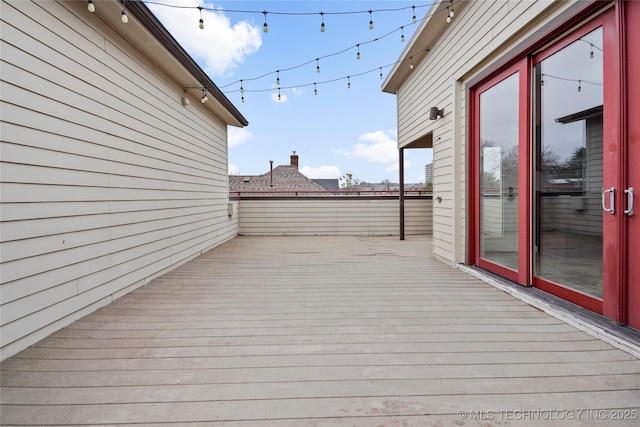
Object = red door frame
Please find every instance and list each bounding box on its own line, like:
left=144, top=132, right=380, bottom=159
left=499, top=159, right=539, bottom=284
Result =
left=467, top=4, right=633, bottom=321
left=470, top=59, right=530, bottom=285
left=530, top=15, right=610, bottom=315
left=623, top=0, right=639, bottom=329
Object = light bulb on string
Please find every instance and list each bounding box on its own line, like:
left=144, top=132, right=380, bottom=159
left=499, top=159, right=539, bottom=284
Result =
left=590, top=45, right=594, bottom=58
left=314, top=83, right=317, bottom=95
left=276, top=71, right=280, bottom=86
left=316, top=59, right=320, bottom=73
left=262, top=11, right=268, bottom=33
left=201, top=88, right=208, bottom=103
left=401, top=27, right=405, bottom=43
left=277, top=87, right=281, bottom=101
left=410, top=56, right=414, bottom=69
left=198, top=6, right=204, bottom=29
left=379, top=67, right=383, bottom=80
left=412, top=6, right=417, bottom=24
left=87, top=0, right=95, bottom=13
left=347, top=76, right=351, bottom=89
left=121, top=0, right=128, bottom=23
left=578, top=80, right=582, bottom=92
left=368, top=10, right=373, bottom=30
left=240, top=80, right=244, bottom=94
left=446, top=13, right=451, bottom=24
left=449, top=1, right=455, bottom=18
left=356, top=45, right=360, bottom=60
left=320, top=12, right=325, bottom=33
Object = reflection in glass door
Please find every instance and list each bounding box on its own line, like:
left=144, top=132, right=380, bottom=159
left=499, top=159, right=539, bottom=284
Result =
left=533, top=27, right=603, bottom=298
left=479, top=73, right=520, bottom=272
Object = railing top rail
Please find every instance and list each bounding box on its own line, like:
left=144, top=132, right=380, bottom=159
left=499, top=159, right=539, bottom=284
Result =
left=229, top=189, right=433, bottom=198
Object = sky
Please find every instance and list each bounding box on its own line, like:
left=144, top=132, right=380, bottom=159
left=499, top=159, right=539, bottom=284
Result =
left=147, top=0, right=435, bottom=184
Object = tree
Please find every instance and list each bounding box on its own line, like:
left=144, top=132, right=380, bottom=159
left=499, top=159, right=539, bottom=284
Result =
left=381, top=179, right=392, bottom=190
left=340, top=173, right=360, bottom=192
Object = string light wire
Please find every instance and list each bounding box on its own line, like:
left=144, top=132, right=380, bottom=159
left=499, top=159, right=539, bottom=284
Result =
left=156, top=1, right=454, bottom=102
left=214, top=1, right=457, bottom=91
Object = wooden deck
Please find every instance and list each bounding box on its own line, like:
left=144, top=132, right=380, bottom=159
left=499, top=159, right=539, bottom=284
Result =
left=1, top=236, right=639, bottom=426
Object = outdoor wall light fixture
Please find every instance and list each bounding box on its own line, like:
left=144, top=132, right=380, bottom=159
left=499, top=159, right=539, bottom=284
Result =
left=429, top=107, right=444, bottom=120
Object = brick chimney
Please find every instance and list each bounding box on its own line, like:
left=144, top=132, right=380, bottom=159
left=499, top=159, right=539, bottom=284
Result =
left=290, top=151, right=299, bottom=170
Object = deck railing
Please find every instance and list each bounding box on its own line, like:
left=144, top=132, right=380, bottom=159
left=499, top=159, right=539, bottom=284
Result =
left=229, top=191, right=433, bottom=236
left=230, top=189, right=432, bottom=198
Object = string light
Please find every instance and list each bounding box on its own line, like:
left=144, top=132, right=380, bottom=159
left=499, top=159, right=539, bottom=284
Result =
left=356, top=44, right=361, bottom=60
left=121, top=0, right=128, bottom=23
left=320, top=12, right=325, bottom=32
left=87, top=0, right=95, bottom=13
left=590, top=45, right=594, bottom=59
left=412, top=5, right=417, bottom=23
left=262, top=11, right=268, bottom=33
left=198, top=6, right=204, bottom=29
left=540, top=73, right=602, bottom=91
left=401, top=26, right=405, bottom=42
left=276, top=70, right=280, bottom=86
left=277, top=87, right=281, bottom=101
left=201, top=88, right=208, bottom=103
left=368, top=10, right=373, bottom=30
left=316, top=58, right=320, bottom=73
left=449, top=1, right=455, bottom=18
left=224, top=48, right=430, bottom=103
left=410, top=56, right=414, bottom=69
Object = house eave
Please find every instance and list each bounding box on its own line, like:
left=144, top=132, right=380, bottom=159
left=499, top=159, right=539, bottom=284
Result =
left=86, top=0, right=248, bottom=127
left=382, top=0, right=469, bottom=94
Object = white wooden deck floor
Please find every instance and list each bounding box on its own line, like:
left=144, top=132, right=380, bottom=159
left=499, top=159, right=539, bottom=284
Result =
left=1, top=236, right=639, bottom=426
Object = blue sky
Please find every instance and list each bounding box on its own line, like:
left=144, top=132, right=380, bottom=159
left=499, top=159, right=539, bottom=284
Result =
left=147, top=1, right=434, bottom=183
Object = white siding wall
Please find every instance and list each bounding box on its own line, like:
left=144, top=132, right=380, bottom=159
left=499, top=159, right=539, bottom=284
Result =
left=237, top=198, right=432, bottom=236
left=0, top=1, right=238, bottom=360
left=397, top=0, right=575, bottom=265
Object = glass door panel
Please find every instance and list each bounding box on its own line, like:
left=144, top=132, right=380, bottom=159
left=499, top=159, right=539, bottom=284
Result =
left=479, top=73, right=520, bottom=271
left=533, top=27, right=604, bottom=297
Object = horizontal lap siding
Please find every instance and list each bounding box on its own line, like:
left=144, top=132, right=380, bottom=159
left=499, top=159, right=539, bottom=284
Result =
left=0, top=1, right=238, bottom=360
left=238, top=199, right=432, bottom=236
left=397, top=0, right=572, bottom=264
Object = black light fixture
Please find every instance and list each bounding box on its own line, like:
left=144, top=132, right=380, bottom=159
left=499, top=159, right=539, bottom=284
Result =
left=429, top=106, right=444, bottom=120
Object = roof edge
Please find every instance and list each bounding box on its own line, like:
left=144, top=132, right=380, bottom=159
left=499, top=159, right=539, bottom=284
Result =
left=127, top=1, right=248, bottom=127
left=382, top=0, right=468, bottom=95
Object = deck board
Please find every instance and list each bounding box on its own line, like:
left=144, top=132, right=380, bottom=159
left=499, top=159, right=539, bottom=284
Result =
left=1, top=236, right=639, bottom=426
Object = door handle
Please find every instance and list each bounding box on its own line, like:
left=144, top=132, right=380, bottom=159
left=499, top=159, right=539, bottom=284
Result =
left=624, top=187, right=634, bottom=216
left=602, top=187, right=615, bottom=214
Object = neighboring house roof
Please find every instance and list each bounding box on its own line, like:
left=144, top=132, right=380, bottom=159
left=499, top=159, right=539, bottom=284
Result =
left=230, top=153, right=327, bottom=194
left=98, top=0, right=247, bottom=127
left=312, top=179, right=340, bottom=192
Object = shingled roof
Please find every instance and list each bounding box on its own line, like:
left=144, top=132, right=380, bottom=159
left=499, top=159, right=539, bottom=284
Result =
left=230, top=152, right=327, bottom=194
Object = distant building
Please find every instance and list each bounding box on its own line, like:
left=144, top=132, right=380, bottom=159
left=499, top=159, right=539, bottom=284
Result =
left=424, top=163, right=433, bottom=183
left=230, top=152, right=337, bottom=195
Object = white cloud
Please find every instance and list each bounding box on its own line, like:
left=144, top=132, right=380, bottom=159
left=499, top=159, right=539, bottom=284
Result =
left=228, top=163, right=241, bottom=175
left=337, top=130, right=398, bottom=163
left=299, top=165, right=342, bottom=179
left=147, top=1, right=262, bottom=77
left=385, top=160, right=412, bottom=172
left=228, top=127, right=253, bottom=148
